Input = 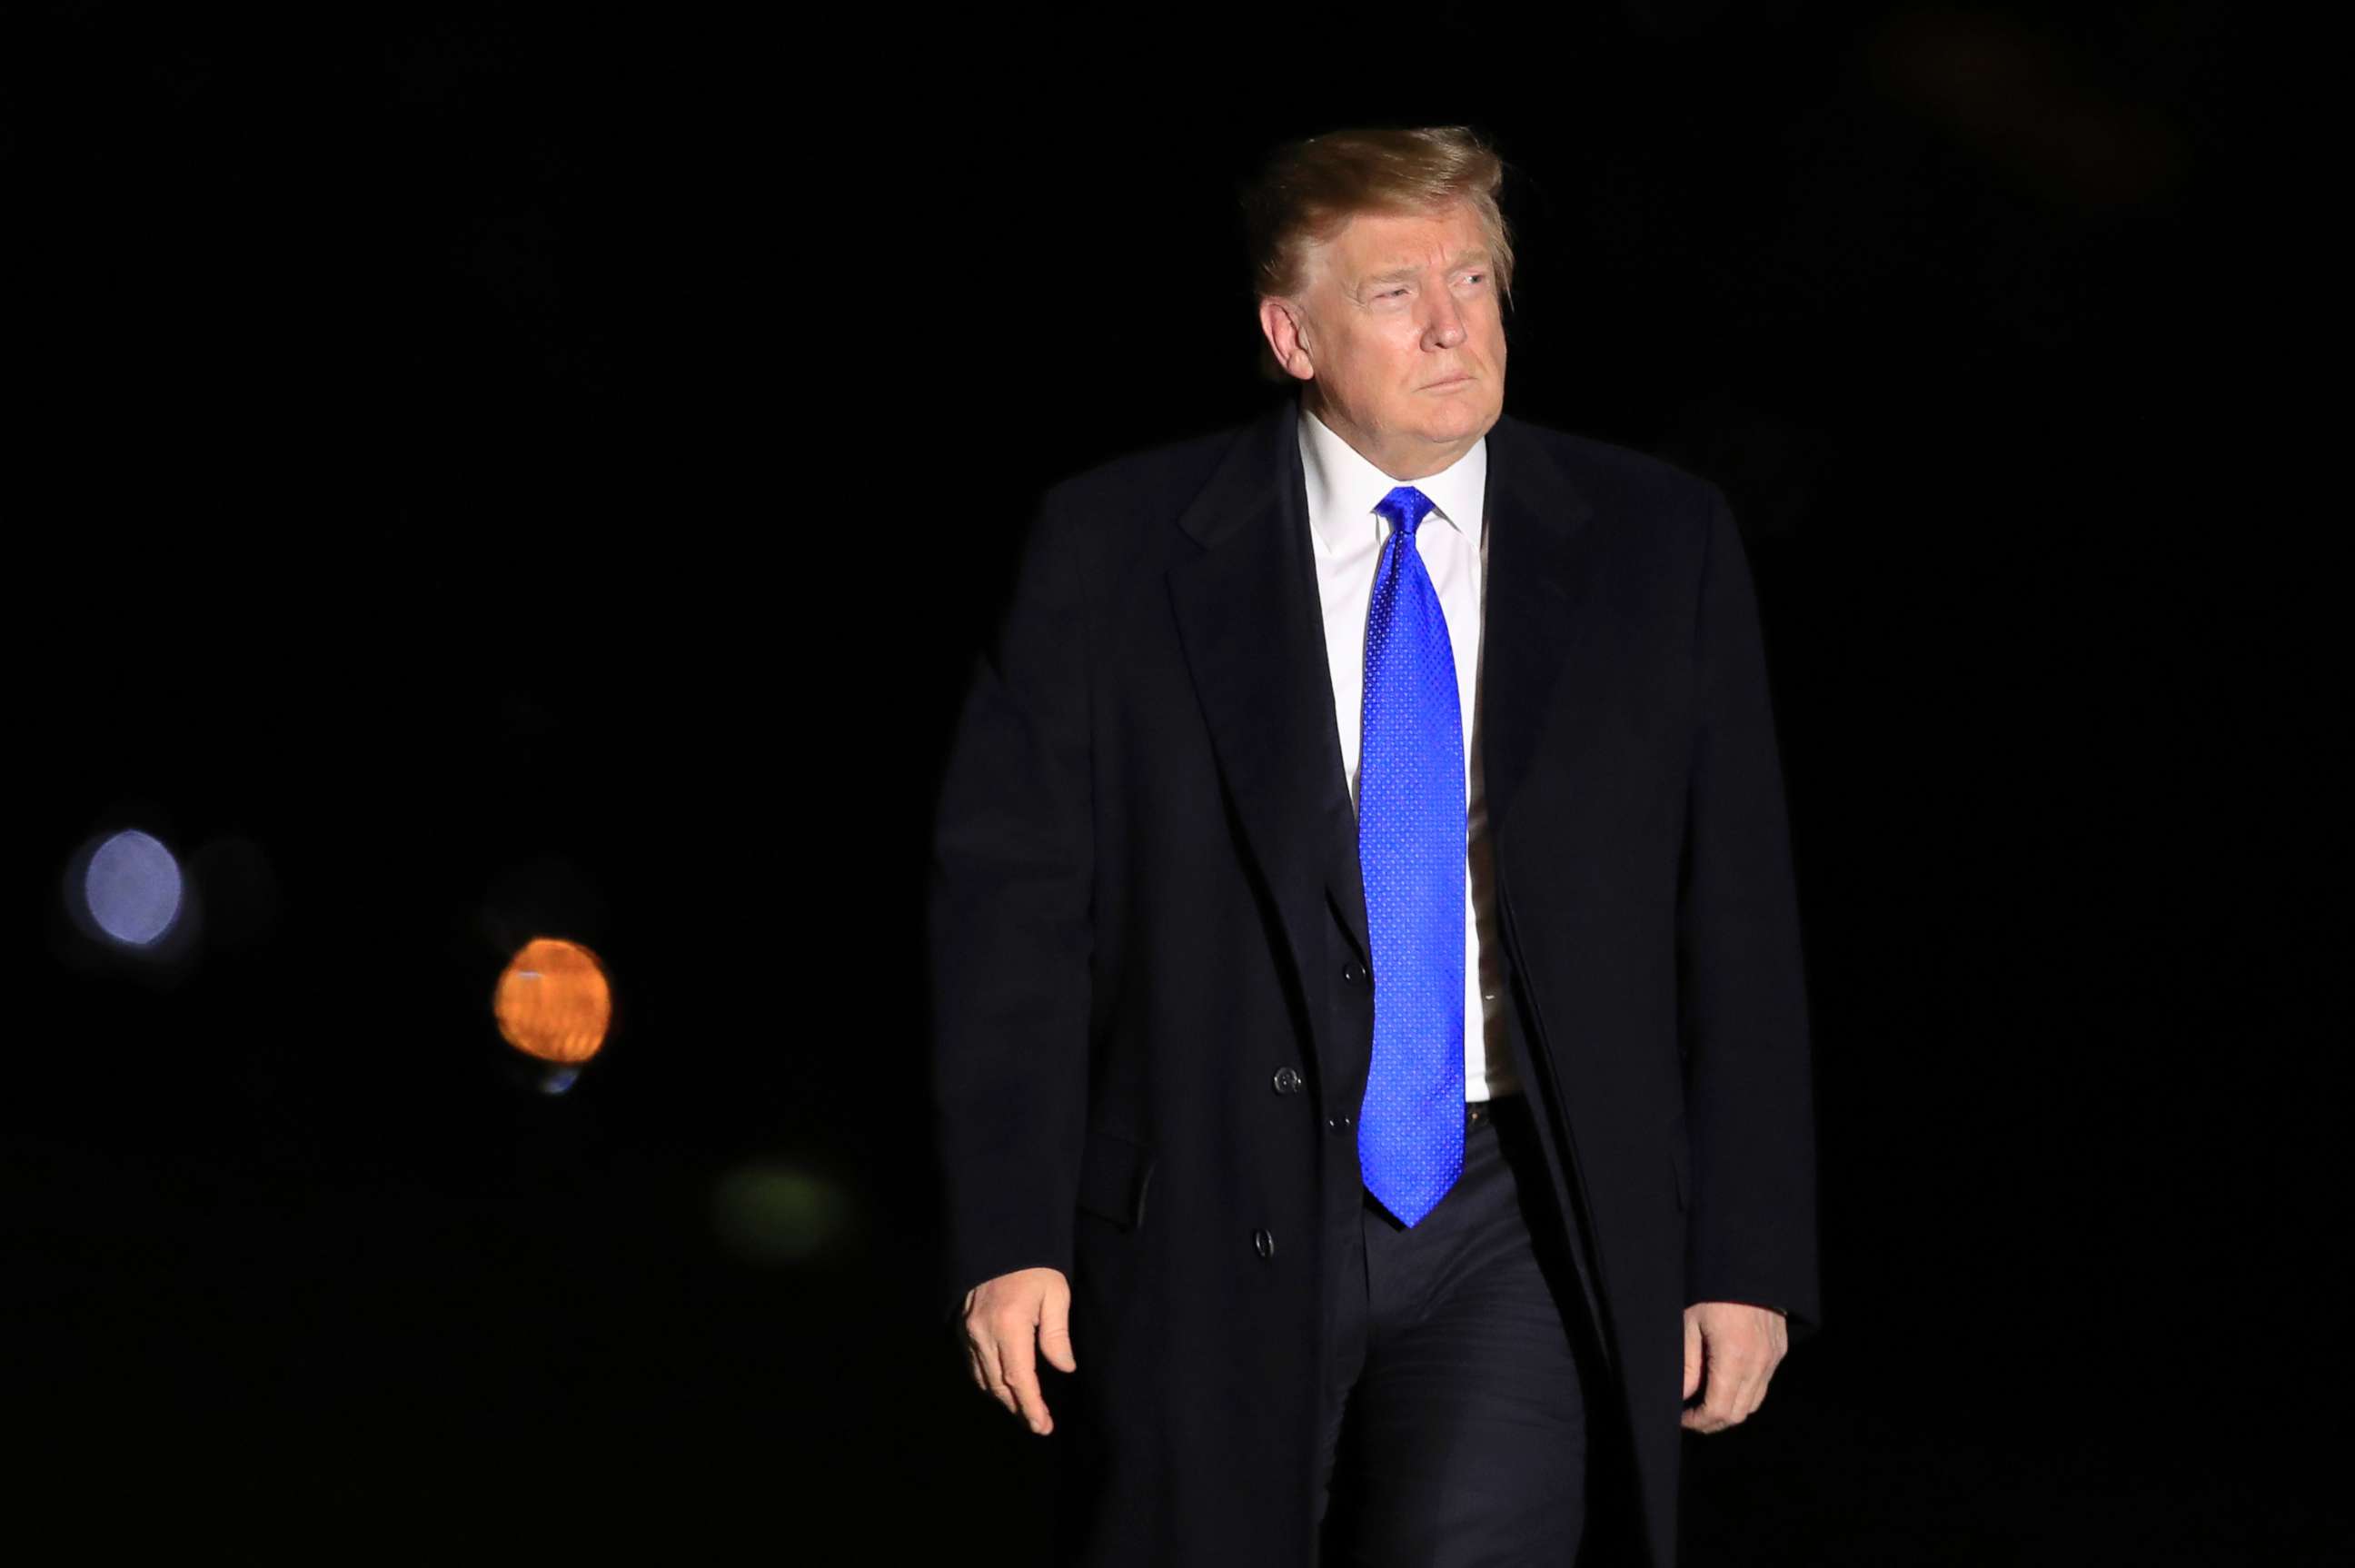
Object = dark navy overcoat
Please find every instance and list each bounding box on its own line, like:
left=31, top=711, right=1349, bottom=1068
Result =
left=929, top=396, right=1821, bottom=1565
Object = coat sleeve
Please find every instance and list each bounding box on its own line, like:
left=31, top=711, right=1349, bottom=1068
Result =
left=1677, top=485, right=1823, bottom=1344
left=926, top=484, right=1096, bottom=1330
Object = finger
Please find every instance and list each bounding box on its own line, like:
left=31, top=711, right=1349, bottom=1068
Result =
left=967, top=1336, right=1009, bottom=1408
left=999, top=1314, right=1053, bottom=1434
left=1038, top=1275, right=1077, bottom=1374
left=970, top=1324, right=1018, bottom=1418
left=1715, top=1341, right=1761, bottom=1413
left=965, top=1339, right=989, bottom=1395
left=1722, top=1365, right=1763, bottom=1426
left=1682, top=1344, right=1751, bottom=1434
left=1682, top=1350, right=1717, bottom=1431
left=1687, top=1384, right=1739, bottom=1433
left=1702, top=1352, right=1760, bottom=1430
left=1739, top=1356, right=1781, bottom=1422
left=1730, top=1327, right=1785, bottom=1421
left=1682, top=1313, right=1703, bottom=1402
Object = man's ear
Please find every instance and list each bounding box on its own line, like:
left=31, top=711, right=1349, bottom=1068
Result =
left=1257, top=296, right=1315, bottom=382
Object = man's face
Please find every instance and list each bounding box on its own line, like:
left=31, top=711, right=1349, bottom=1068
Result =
left=1263, top=199, right=1507, bottom=479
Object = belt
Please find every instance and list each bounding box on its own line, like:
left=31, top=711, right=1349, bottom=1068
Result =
left=1466, top=1091, right=1525, bottom=1131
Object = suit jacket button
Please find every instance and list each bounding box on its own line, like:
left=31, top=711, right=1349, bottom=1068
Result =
left=1326, top=1114, right=1354, bottom=1132
left=1253, top=1228, right=1275, bottom=1259
left=1272, top=1067, right=1305, bottom=1094
left=1341, top=961, right=1366, bottom=985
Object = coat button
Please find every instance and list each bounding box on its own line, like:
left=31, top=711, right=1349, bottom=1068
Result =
left=1272, top=1067, right=1305, bottom=1094
left=1253, top=1228, right=1275, bottom=1259
left=1341, top=960, right=1366, bottom=985
left=1326, top=1114, right=1354, bottom=1132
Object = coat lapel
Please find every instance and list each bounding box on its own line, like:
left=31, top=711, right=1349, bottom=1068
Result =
left=1167, top=401, right=1369, bottom=1036
left=1478, top=412, right=1597, bottom=858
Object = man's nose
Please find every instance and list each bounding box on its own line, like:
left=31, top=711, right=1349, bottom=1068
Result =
left=1424, top=296, right=1466, bottom=349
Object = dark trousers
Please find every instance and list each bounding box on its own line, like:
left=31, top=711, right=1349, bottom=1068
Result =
left=1315, top=1090, right=1612, bottom=1567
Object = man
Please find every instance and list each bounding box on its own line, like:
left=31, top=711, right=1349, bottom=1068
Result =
left=929, top=125, right=1820, bottom=1566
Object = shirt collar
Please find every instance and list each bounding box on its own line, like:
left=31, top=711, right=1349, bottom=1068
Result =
left=1297, top=399, right=1488, bottom=556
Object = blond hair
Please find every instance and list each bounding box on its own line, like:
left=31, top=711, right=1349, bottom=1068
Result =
left=1241, top=125, right=1515, bottom=378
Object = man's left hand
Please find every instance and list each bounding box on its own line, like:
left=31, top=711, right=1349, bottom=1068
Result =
left=1680, top=1301, right=1788, bottom=1433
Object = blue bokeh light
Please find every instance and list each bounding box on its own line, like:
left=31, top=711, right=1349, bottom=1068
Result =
left=83, top=829, right=184, bottom=947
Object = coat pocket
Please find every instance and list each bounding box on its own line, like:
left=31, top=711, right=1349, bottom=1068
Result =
left=1074, top=1126, right=1157, bottom=1231
left=1666, top=1110, right=1692, bottom=1213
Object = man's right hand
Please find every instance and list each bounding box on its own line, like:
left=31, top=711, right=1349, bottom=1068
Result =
left=961, top=1266, right=1076, bottom=1436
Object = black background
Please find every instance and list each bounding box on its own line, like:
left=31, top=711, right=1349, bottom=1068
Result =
left=7, top=5, right=2335, bottom=1561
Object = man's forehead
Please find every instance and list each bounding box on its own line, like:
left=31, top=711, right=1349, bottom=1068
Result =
left=1357, top=243, right=1491, bottom=280
left=1324, top=206, right=1489, bottom=278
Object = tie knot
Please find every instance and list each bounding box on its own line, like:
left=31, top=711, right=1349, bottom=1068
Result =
left=1375, top=485, right=1438, bottom=539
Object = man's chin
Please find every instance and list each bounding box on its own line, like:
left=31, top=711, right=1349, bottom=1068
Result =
left=1419, top=403, right=1501, bottom=445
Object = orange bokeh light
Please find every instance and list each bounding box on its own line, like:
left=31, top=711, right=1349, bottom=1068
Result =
left=493, top=938, right=612, bottom=1065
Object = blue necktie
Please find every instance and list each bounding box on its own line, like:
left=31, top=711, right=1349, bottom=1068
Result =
left=1356, top=484, right=1466, bottom=1229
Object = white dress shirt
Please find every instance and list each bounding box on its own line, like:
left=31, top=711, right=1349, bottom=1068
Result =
left=1297, top=403, right=1521, bottom=1103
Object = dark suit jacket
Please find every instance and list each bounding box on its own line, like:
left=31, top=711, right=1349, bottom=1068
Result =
left=928, top=396, right=1820, bottom=1567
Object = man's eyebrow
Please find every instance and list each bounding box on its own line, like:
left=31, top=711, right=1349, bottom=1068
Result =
left=1360, top=250, right=1495, bottom=287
